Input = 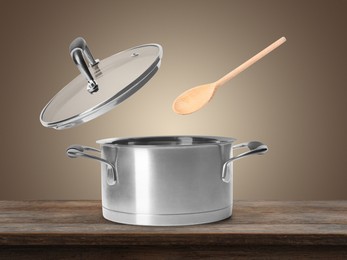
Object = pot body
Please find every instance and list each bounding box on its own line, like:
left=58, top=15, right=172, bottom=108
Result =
left=99, top=136, right=234, bottom=225
left=67, top=136, right=268, bottom=226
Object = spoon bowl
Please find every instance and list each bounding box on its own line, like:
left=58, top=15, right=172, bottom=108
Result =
left=172, top=83, right=217, bottom=115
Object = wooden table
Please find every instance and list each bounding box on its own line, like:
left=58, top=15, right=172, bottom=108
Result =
left=0, top=201, right=346, bottom=259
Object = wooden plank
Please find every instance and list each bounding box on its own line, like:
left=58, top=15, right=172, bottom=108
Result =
left=0, top=201, right=346, bottom=247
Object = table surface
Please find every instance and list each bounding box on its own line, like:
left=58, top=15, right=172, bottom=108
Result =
left=0, top=200, right=346, bottom=247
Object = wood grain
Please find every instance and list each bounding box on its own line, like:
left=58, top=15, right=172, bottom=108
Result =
left=0, top=200, right=346, bottom=258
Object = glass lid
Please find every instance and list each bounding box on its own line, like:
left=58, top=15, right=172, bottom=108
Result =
left=40, top=37, right=163, bottom=130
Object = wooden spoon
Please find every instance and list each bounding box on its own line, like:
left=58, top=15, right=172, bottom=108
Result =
left=172, top=37, right=286, bottom=115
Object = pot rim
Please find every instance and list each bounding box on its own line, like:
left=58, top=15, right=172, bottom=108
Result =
left=96, top=135, right=236, bottom=147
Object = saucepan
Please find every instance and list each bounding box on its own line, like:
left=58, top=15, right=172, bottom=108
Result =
left=66, top=136, right=268, bottom=226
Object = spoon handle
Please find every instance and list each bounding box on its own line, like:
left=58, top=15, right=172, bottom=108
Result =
left=215, top=37, right=286, bottom=88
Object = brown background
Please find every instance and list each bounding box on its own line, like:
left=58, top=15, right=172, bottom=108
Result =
left=0, top=0, right=346, bottom=200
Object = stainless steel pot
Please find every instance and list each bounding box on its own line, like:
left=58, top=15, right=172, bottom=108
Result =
left=67, top=136, right=268, bottom=226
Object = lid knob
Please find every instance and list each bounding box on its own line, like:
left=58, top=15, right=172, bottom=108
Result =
left=69, top=37, right=100, bottom=94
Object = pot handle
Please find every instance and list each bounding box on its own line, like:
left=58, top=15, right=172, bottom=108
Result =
left=66, top=145, right=118, bottom=185
left=222, top=141, right=268, bottom=183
